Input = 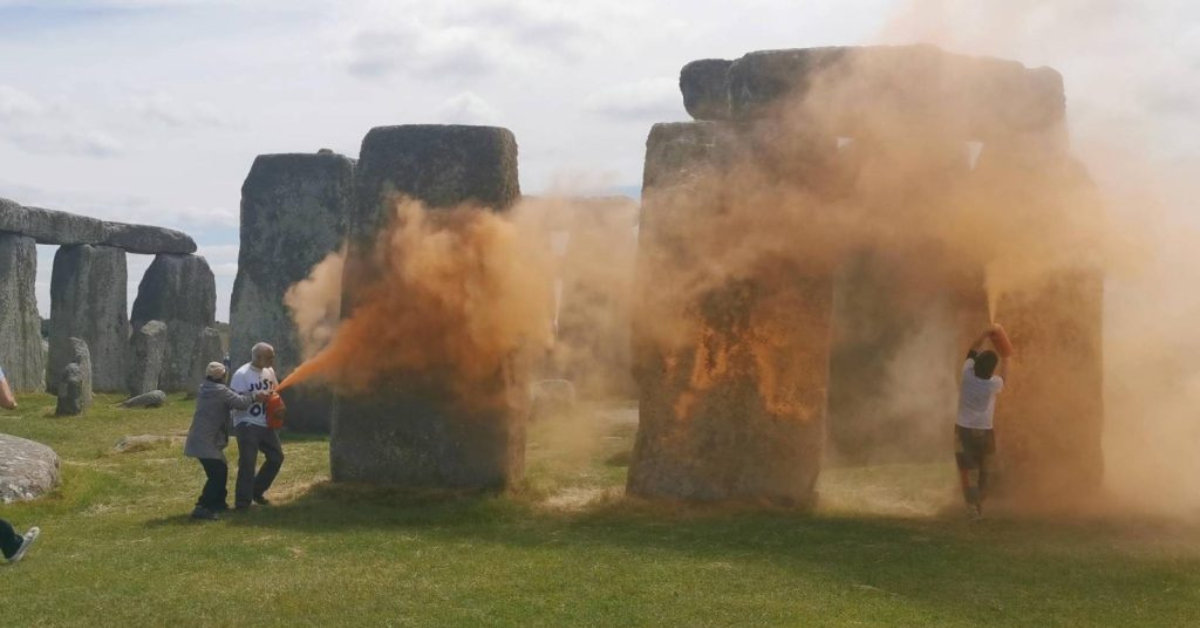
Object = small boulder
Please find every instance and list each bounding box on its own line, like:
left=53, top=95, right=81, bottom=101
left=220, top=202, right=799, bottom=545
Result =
left=0, top=434, right=61, bottom=503
left=120, top=390, right=167, bottom=408
left=112, top=434, right=180, bottom=453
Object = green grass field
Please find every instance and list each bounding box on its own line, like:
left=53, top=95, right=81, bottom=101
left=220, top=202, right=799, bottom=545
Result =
left=1, top=393, right=1197, bottom=627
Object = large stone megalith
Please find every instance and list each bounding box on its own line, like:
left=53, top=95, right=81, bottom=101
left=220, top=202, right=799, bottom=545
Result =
left=230, top=150, right=354, bottom=432
left=47, top=245, right=129, bottom=393
left=0, top=232, right=44, bottom=391
left=131, top=254, right=216, bottom=392
left=978, top=146, right=1105, bottom=505
left=626, top=122, right=835, bottom=505
left=331, top=124, right=523, bottom=489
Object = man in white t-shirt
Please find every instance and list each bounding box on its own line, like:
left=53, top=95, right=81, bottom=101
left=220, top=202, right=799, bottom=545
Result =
left=0, top=365, right=17, bottom=410
left=955, top=325, right=1008, bottom=520
left=230, top=342, right=284, bottom=509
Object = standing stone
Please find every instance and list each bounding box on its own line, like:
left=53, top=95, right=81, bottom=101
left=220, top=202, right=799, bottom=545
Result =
left=189, top=327, right=224, bottom=387
left=230, top=151, right=354, bottom=433
left=0, top=233, right=44, bottom=390
left=993, top=269, right=1104, bottom=503
left=47, top=245, right=128, bottom=393
left=978, top=150, right=1106, bottom=505
left=55, top=337, right=92, bottom=416
left=127, top=320, right=167, bottom=396
left=131, top=254, right=216, bottom=392
left=331, top=124, right=523, bottom=488
left=627, top=122, right=835, bottom=505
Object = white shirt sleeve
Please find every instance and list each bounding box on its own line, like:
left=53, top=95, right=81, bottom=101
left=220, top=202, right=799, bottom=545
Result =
left=229, top=368, right=248, bottom=394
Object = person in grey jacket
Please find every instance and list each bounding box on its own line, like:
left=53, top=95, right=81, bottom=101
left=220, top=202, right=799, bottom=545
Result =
left=185, top=362, right=269, bottom=520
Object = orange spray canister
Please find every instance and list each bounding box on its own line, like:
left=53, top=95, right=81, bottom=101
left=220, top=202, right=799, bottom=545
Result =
left=265, top=393, right=287, bottom=430
left=989, top=324, right=1014, bottom=358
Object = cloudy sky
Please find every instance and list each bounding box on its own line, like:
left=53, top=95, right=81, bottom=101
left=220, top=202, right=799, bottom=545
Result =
left=0, top=0, right=1194, bottom=320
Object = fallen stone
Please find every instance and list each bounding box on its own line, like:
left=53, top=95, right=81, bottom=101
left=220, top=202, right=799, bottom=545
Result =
left=0, top=232, right=45, bottom=391
left=112, top=433, right=180, bottom=453
left=120, top=390, right=167, bottom=408
left=332, top=124, right=524, bottom=489
left=230, top=151, right=354, bottom=413
left=680, top=58, right=732, bottom=120
left=127, top=320, right=167, bottom=396
left=47, top=245, right=129, bottom=393
left=0, top=433, right=60, bottom=503
left=131, top=254, right=216, bottom=392
left=101, top=222, right=196, bottom=255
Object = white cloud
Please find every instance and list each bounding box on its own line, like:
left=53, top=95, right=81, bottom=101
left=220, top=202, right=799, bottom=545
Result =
left=333, top=0, right=601, bottom=81
left=4, top=128, right=124, bottom=158
left=585, top=77, right=684, bottom=121
left=129, top=92, right=226, bottom=127
left=436, top=91, right=501, bottom=125
left=0, top=85, right=45, bottom=119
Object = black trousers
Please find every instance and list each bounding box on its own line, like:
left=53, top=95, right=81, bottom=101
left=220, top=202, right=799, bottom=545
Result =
left=1, top=518, right=23, bottom=559
left=235, top=424, right=284, bottom=507
left=196, top=458, right=228, bottom=511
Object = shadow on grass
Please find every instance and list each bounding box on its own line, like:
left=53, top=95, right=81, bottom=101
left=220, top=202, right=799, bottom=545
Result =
left=209, top=480, right=1200, bottom=622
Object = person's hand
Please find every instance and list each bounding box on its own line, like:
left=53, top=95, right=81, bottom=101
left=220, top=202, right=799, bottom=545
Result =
left=254, top=391, right=272, bottom=402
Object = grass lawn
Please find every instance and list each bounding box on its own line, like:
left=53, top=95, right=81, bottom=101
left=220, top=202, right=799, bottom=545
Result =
left=1, top=392, right=1198, bottom=627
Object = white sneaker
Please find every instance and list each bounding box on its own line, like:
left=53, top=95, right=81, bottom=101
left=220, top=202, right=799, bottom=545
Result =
left=10, top=526, right=39, bottom=563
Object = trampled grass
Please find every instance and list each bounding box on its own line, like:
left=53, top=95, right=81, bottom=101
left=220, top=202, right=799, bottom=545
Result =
left=1, top=393, right=1197, bottom=627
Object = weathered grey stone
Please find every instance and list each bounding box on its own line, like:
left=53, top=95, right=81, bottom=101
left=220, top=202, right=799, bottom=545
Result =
left=0, top=196, right=197, bottom=253
left=344, top=125, right=520, bottom=301
left=0, top=198, right=106, bottom=245
left=680, top=59, right=732, bottom=120
left=978, top=152, right=1105, bottom=506
left=0, top=232, right=44, bottom=391
left=189, top=327, right=224, bottom=387
left=627, top=121, right=835, bottom=505
left=0, top=433, right=60, bottom=502
left=131, top=254, right=216, bottom=392
left=47, top=245, right=128, bottom=393
left=55, top=338, right=92, bottom=416
left=127, top=320, right=167, bottom=396
left=101, top=222, right=196, bottom=255
left=279, top=385, right=333, bottom=434
left=230, top=151, right=354, bottom=435
left=55, top=363, right=87, bottom=416
left=112, top=433, right=181, bottom=453
left=332, top=124, right=524, bottom=488
left=641, top=122, right=740, bottom=191
left=119, top=390, right=167, bottom=408
left=681, top=45, right=1066, bottom=140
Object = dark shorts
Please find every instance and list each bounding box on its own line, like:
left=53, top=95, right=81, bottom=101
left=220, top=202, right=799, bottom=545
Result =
left=954, top=425, right=995, bottom=470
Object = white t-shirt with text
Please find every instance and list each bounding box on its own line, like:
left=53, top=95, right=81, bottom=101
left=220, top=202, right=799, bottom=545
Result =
left=229, top=363, right=278, bottom=428
left=956, top=357, right=1004, bottom=430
